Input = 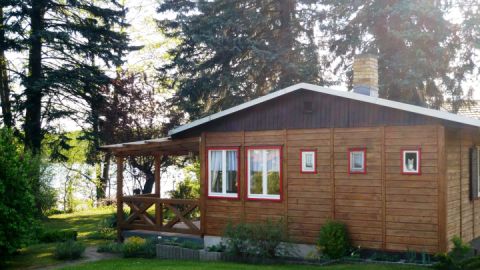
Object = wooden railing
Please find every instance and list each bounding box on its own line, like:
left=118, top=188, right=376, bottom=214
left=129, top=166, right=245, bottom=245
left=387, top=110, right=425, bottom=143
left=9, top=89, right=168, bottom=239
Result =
left=120, top=195, right=201, bottom=235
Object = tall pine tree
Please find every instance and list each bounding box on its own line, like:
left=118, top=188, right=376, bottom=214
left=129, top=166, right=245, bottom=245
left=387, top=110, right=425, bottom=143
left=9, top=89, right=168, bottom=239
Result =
left=22, top=0, right=129, bottom=154
left=320, top=0, right=478, bottom=110
left=158, top=0, right=323, bottom=119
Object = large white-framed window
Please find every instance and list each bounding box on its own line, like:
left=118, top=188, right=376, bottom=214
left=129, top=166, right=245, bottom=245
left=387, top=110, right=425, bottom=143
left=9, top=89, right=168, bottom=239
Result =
left=207, top=147, right=239, bottom=199
left=247, top=146, right=282, bottom=201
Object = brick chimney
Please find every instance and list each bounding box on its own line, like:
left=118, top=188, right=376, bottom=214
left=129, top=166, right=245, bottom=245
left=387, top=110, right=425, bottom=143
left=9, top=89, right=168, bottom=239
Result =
left=353, top=54, right=378, bottom=97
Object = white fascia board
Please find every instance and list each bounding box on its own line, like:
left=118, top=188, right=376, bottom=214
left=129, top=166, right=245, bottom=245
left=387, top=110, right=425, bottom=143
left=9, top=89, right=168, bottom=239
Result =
left=168, top=82, right=480, bottom=136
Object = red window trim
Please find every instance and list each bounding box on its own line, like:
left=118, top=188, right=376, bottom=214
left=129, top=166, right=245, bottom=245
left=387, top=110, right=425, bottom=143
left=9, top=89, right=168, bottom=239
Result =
left=206, top=146, right=240, bottom=200
left=401, top=148, right=422, bottom=175
left=300, top=149, right=317, bottom=174
left=348, top=147, right=367, bottom=174
left=245, top=145, right=283, bottom=202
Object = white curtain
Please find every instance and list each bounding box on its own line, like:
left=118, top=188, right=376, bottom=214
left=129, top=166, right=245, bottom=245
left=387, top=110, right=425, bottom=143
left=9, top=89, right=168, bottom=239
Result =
left=226, top=151, right=237, bottom=171
left=210, top=151, right=222, bottom=192
left=250, top=150, right=263, bottom=172
left=266, top=150, right=279, bottom=172
left=226, top=151, right=237, bottom=192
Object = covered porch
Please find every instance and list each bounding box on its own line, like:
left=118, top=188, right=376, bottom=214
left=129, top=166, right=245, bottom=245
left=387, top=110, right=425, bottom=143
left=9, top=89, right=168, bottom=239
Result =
left=101, top=136, right=202, bottom=240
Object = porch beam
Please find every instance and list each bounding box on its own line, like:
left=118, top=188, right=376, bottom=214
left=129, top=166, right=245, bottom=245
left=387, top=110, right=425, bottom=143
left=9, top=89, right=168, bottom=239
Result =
left=116, top=155, right=124, bottom=242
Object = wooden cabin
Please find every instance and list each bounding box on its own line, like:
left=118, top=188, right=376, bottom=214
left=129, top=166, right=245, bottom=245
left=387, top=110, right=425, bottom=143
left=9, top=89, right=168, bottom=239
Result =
left=103, top=55, right=480, bottom=254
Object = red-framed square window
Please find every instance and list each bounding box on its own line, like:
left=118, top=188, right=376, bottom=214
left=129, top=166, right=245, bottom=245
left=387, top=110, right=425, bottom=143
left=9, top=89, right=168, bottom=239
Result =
left=348, top=148, right=367, bottom=174
left=300, top=149, right=317, bottom=174
left=206, top=147, right=240, bottom=199
left=245, top=146, right=283, bottom=202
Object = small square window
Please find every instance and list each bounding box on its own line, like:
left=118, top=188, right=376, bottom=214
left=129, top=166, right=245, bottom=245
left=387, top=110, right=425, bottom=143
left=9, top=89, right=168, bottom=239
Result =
left=402, top=149, right=421, bottom=175
left=348, top=148, right=366, bottom=174
left=301, top=150, right=316, bottom=173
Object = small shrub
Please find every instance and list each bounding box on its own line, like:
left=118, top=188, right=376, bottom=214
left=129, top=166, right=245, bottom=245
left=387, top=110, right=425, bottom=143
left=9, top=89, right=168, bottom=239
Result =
left=249, top=218, right=290, bottom=258
left=39, top=230, right=78, bottom=243
left=123, top=236, right=146, bottom=257
left=54, top=240, right=85, bottom=260
left=434, top=236, right=476, bottom=270
left=122, top=237, right=156, bottom=258
left=97, top=242, right=123, bottom=253
left=179, top=241, right=203, bottom=250
left=317, top=220, right=350, bottom=259
left=223, top=222, right=251, bottom=257
left=207, top=243, right=226, bottom=252
left=141, top=238, right=157, bottom=258
left=223, top=219, right=291, bottom=258
left=88, top=217, right=116, bottom=240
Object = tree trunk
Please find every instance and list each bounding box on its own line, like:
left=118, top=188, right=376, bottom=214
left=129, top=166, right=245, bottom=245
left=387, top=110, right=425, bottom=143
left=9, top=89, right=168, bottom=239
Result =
left=277, top=0, right=296, bottom=88
left=0, top=7, right=12, bottom=128
left=97, top=152, right=111, bottom=200
left=142, top=171, right=155, bottom=194
left=25, top=0, right=45, bottom=154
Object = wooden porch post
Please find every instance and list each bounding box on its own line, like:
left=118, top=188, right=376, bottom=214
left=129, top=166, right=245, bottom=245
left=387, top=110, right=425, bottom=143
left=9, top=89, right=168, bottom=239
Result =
left=116, top=155, right=124, bottom=242
left=200, top=133, right=206, bottom=236
left=154, top=154, right=163, bottom=227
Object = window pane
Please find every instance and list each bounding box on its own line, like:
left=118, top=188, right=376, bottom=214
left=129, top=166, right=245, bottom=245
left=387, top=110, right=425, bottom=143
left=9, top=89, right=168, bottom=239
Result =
left=351, top=152, right=364, bottom=170
left=226, top=150, right=238, bottom=193
left=210, top=151, right=223, bottom=193
left=266, top=149, right=280, bottom=195
left=404, top=152, right=417, bottom=171
left=249, top=150, right=263, bottom=194
left=305, top=153, right=313, bottom=169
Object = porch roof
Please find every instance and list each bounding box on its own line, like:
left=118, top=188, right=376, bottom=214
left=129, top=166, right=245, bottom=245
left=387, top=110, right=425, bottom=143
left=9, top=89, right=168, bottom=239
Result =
left=100, top=136, right=200, bottom=156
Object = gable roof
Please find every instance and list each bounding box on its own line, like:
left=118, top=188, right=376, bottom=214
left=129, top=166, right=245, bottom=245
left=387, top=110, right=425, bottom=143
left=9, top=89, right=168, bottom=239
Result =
left=169, top=83, right=480, bottom=136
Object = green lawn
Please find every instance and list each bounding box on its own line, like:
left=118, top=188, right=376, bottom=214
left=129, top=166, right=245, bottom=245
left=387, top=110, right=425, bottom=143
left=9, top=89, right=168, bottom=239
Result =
left=58, top=259, right=430, bottom=270
left=5, top=207, right=115, bottom=269
left=5, top=207, right=432, bottom=270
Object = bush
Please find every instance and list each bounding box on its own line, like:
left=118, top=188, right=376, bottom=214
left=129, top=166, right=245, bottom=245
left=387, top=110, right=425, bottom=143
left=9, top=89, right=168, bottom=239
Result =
left=39, top=230, right=78, bottom=243
left=0, top=128, right=39, bottom=258
left=123, top=237, right=146, bottom=257
left=88, top=217, right=116, bottom=240
left=207, top=243, right=226, bottom=252
left=97, top=242, right=123, bottom=253
left=122, top=236, right=156, bottom=258
left=54, top=240, right=86, bottom=260
left=317, top=220, right=350, bottom=259
left=434, top=236, right=478, bottom=270
left=223, top=219, right=291, bottom=258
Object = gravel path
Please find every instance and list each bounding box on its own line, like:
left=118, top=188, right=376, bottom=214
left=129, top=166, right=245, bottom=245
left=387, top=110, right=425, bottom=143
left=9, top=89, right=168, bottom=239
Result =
left=32, top=246, right=119, bottom=270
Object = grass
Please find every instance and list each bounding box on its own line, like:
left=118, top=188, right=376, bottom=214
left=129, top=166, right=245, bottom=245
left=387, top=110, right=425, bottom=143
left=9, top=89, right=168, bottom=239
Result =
left=5, top=207, right=432, bottom=270
left=5, top=207, right=115, bottom=270
left=58, top=259, right=431, bottom=270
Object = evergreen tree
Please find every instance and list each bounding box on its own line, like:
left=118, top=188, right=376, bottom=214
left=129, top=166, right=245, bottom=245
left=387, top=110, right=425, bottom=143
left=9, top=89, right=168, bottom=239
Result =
left=158, top=0, right=323, bottom=119
left=320, top=0, right=479, bottom=110
left=0, top=1, right=24, bottom=128
left=22, top=0, right=129, bottom=154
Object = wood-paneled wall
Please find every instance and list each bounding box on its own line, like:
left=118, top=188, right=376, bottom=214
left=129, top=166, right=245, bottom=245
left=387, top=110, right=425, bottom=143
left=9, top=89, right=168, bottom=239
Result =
left=446, top=128, right=480, bottom=249
left=201, top=125, right=448, bottom=253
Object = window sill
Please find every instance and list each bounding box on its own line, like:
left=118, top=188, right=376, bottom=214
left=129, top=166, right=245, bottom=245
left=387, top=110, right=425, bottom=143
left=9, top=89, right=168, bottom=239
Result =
left=246, top=195, right=281, bottom=202
left=207, top=193, right=239, bottom=200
